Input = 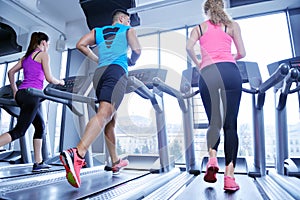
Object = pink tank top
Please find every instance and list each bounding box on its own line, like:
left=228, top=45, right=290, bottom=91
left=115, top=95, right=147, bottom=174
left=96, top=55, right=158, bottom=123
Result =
left=199, top=20, right=235, bottom=69
left=19, top=50, right=45, bottom=90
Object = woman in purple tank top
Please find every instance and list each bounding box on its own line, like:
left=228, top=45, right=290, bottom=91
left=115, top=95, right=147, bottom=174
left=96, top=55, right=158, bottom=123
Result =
left=186, top=0, right=246, bottom=191
left=0, top=32, right=64, bottom=172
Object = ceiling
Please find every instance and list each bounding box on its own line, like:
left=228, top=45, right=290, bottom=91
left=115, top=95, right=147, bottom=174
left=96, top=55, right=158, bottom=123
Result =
left=1, top=0, right=300, bottom=58
left=0, top=0, right=85, bottom=36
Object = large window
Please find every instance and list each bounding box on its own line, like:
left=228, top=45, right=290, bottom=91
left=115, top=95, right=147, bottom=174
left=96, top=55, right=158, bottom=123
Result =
left=117, top=34, right=160, bottom=155
left=0, top=63, right=6, bottom=86
left=0, top=61, right=20, bottom=151
left=160, top=29, right=188, bottom=163
left=236, top=12, right=293, bottom=165
left=0, top=63, right=9, bottom=150
left=53, top=51, right=68, bottom=153
left=116, top=11, right=295, bottom=167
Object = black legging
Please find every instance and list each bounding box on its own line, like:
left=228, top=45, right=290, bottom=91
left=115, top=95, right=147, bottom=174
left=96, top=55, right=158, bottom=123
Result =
left=198, top=62, right=242, bottom=167
left=8, top=89, right=45, bottom=141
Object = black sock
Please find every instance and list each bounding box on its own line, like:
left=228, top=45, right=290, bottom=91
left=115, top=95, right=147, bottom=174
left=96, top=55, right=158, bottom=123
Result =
left=37, top=160, right=45, bottom=165
left=76, top=149, right=84, bottom=159
left=113, top=159, right=120, bottom=165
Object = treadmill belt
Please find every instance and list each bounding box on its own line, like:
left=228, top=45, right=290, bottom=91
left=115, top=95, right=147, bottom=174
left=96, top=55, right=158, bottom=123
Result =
left=176, top=174, right=264, bottom=200
left=0, top=164, right=64, bottom=179
left=0, top=166, right=150, bottom=200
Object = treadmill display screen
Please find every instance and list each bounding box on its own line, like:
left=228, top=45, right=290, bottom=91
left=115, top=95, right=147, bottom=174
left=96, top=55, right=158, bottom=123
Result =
left=290, top=60, right=300, bottom=71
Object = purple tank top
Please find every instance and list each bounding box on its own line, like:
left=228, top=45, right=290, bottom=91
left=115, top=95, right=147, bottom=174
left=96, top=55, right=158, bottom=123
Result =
left=19, top=50, right=45, bottom=90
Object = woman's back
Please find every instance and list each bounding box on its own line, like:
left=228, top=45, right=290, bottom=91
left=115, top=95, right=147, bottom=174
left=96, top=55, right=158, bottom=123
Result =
left=19, top=50, right=45, bottom=90
left=199, top=20, right=235, bottom=68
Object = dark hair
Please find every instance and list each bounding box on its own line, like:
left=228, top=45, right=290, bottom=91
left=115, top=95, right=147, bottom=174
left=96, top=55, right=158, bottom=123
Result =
left=24, top=32, right=49, bottom=58
left=112, top=9, right=130, bottom=22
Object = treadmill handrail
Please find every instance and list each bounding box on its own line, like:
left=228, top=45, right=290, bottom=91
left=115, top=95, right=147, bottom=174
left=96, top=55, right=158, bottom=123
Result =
left=152, top=77, right=187, bottom=112
left=0, top=98, right=18, bottom=107
left=127, top=76, right=155, bottom=100
left=289, top=84, right=300, bottom=94
left=258, top=63, right=290, bottom=93
left=26, top=88, right=69, bottom=105
left=153, top=77, right=183, bottom=99
left=127, top=76, right=163, bottom=113
left=44, top=87, right=97, bottom=105
left=276, top=68, right=298, bottom=110
left=242, top=88, right=258, bottom=94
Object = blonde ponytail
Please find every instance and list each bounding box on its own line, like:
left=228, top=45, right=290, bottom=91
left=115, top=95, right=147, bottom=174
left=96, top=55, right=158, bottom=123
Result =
left=203, top=0, right=232, bottom=26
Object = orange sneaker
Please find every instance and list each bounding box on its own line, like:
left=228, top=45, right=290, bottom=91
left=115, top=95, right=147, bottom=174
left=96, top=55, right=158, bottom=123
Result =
left=204, top=157, right=219, bottom=183
left=224, top=176, right=240, bottom=191
left=60, top=148, right=86, bottom=188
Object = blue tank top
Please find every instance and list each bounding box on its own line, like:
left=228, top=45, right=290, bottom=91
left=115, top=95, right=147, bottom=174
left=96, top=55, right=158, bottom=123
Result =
left=95, top=23, right=130, bottom=73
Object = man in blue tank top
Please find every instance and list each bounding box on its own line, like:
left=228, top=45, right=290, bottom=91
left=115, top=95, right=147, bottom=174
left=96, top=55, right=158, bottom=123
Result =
left=60, top=9, right=141, bottom=188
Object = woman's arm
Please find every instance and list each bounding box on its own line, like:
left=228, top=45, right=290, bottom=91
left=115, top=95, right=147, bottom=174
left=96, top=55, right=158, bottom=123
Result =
left=41, top=52, right=64, bottom=85
left=8, top=59, right=23, bottom=98
left=232, top=21, right=246, bottom=60
left=186, top=26, right=201, bottom=67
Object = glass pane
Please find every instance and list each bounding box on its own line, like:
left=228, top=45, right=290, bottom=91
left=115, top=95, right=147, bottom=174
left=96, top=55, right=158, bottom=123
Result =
left=0, top=64, right=8, bottom=150
left=286, top=90, right=300, bottom=158
left=187, top=26, right=208, bottom=163
left=54, top=51, right=68, bottom=153
left=160, top=29, right=187, bottom=163
left=5, top=61, right=18, bottom=85
left=0, top=63, right=6, bottom=86
left=236, top=12, right=293, bottom=166
left=187, top=12, right=293, bottom=167
left=118, top=34, right=159, bottom=155
left=0, top=62, right=15, bottom=150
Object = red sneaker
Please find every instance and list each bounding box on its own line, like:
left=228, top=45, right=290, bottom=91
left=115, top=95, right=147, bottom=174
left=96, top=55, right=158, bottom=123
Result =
left=111, top=158, right=129, bottom=175
left=224, top=176, right=240, bottom=191
left=60, top=148, right=85, bottom=188
left=204, top=157, right=219, bottom=183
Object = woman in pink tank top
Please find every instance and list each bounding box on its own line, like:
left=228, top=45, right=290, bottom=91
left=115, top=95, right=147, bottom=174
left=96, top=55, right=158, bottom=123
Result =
left=186, top=0, right=246, bottom=192
left=0, top=32, right=64, bottom=172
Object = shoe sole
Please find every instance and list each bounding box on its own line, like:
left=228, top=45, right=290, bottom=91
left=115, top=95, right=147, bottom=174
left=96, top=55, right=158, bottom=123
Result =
left=112, top=161, right=129, bottom=175
left=60, top=151, right=80, bottom=188
left=204, top=166, right=219, bottom=183
left=112, top=166, right=124, bottom=175
left=224, top=186, right=240, bottom=191
left=32, top=168, right=50, bottom=172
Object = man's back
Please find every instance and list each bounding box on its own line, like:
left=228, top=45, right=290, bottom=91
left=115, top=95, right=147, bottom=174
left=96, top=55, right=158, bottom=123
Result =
left=95, top=23, right=130, bottom=72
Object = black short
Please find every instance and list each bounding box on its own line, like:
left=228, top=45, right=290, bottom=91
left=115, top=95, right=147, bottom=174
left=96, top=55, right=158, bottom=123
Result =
left=93, top=65, right=127, bottom=110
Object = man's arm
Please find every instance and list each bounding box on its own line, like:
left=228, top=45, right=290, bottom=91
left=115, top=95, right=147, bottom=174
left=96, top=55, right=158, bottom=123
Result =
left=127, top=28, right=141, bottom=66
left=76, top=29, right=99, bottom=63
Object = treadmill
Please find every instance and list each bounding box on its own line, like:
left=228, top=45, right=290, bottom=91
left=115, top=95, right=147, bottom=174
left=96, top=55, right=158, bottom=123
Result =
left=256, top=57, right=300, bottom=200
left=0, top=68, right=189, bottom=200
left=0, top=81, right=75, bottom=179
left=152, top=61, right=290, bottom=199
left=0, top=81, right=31, bottom=165
left=267, top=56, right=300, bottom=178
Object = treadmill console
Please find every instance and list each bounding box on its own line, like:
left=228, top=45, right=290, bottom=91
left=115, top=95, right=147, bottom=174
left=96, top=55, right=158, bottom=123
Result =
left=267, top=56, right=300, bottom=75
left=47, top=76, right=89, bottom=94
left=0, top=80, right=22, bottom=99
left=290, top=59, right=300, bottom=71
left=128, top=68, right=167, bottom=89
left=181, top=67, right=200, bottom=89
left=267, top=57, right=300, bottom=89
